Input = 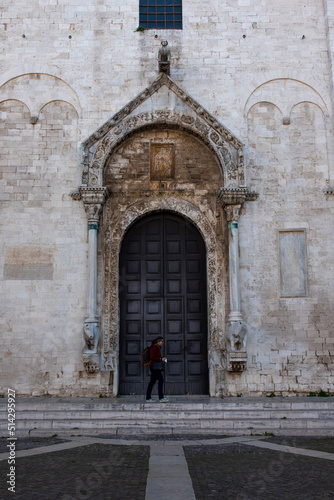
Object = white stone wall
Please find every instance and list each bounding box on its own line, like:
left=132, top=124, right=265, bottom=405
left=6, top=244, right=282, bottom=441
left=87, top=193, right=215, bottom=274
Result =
left=1, top=0, right=333, bottom=396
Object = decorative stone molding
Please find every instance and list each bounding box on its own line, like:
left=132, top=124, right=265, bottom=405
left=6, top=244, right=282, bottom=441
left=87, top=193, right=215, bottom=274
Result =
left=218, top=186, right=258, bottom=208
left=323, top=187, right=334, bottom=195
left=81, top=74, right=245, bottom=188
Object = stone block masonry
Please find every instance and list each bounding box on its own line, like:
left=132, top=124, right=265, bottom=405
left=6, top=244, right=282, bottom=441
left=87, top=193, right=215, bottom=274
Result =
left=0, top=0, right=334, bottom=397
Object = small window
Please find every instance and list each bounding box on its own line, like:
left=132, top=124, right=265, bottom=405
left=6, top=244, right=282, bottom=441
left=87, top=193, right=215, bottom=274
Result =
left=139, top=0, right=182, bottom=30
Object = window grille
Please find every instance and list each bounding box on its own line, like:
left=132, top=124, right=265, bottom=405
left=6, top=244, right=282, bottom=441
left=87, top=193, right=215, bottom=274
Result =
left=139, top=0, right=182, bottom=30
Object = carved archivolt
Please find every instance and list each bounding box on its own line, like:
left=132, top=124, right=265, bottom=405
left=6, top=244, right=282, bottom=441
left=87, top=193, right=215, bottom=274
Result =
left=101, top=196, right=223, bottom=363
left=82, top=74, right=244, bottom=188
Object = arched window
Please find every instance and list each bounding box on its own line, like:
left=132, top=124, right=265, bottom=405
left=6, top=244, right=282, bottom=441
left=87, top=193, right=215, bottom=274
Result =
left=139, top=0, right=182, bottom=30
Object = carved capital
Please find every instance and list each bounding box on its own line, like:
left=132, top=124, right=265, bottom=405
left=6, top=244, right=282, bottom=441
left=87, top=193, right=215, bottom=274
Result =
left=224, top=204, right=241, bottom=223
left=79, top=186, right=109, bottom=225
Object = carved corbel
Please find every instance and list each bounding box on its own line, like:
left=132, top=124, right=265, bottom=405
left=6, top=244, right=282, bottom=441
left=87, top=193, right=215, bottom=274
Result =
left=226, top=320, right=248, bottom=372
left=82, top=353, right=100, bottom=374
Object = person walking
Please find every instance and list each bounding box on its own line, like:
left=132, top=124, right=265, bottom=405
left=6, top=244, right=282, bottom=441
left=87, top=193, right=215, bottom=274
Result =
left=146, top=336, right=168, bottom=403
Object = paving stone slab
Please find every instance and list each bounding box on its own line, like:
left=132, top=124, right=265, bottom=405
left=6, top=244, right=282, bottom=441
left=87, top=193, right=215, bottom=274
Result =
left=0, top=443, right=149, bottom=500
left=184, top=443, right=334, bottom=500
left=265, top=436, right=334, bottom=454
left=0, top=436, right=70, bottom=454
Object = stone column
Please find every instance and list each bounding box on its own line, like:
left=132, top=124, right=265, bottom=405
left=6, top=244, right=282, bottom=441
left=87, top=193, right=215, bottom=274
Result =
left=218, top=188, right=248, bottom=323
left=218, top=187, right=257, bottom=372
left=224, top=204, right=243, bottom=322
left=79, top=187, right=109, bottom=364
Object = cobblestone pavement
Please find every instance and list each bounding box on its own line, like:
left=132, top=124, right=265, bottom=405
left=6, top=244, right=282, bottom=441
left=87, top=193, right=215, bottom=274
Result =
left=184, top=442, right=334, bottom=500
left=0, top=443, right=149, bottom=500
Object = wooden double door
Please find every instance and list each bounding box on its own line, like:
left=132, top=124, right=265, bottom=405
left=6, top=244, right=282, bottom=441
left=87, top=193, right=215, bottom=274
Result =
left=119, top=213, right=208, bottom=395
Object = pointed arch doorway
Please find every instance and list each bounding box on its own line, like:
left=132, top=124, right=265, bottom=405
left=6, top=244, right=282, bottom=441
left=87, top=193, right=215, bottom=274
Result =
left=119, top=212, right=209, bottom=395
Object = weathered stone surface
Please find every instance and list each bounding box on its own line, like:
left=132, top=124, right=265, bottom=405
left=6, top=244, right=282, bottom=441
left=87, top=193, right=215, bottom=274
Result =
left=0, top=0, right=333, bottom=397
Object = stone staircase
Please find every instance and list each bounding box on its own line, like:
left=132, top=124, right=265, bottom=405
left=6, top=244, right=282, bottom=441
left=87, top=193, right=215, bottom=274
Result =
left=1, top=396, right=333, bottom=437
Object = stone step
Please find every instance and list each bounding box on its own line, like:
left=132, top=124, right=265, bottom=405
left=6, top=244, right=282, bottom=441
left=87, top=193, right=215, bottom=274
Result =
left=1, top=397, right=333, bottom=437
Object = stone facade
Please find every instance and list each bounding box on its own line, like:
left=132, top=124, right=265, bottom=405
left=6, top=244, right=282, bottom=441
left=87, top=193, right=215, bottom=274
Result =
left=1, top=1, right=333, bottom=397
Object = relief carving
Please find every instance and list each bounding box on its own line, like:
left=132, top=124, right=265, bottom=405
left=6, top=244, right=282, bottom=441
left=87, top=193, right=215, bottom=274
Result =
left=150, top=144, right=175, bottom=180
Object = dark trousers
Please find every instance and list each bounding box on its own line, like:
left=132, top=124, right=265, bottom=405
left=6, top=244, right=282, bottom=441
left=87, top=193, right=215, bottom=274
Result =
left=146, top=367, right=164, bottom=400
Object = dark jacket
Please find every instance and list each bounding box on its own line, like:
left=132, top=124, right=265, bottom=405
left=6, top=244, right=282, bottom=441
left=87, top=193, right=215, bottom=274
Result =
left=149, top=343, right=162, bottom=367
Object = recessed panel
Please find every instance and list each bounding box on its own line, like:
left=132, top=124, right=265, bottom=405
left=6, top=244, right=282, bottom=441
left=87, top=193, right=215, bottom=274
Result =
left=187, top=260, right=200, bottom=274
left=167, top=280, right=181, bottom=293
left=167, top=260, right=181, bottom=273
left=146, top=300, right=161, bottom=314
left=188, top=361, right=202, bottom=376
left=187, top=299, right=201, bottom=313
left=166, top=241, right=180, bottom=254
left=187, top=280, right=200, bottom=293
left=147, top=280, right=161, bottom=294
left=126, top=260, right=140, bottom=274
left=167, top=340, right=182, bottom=355
left=168, top=362, right=182, bottom=376
left=167, top=299, right=182, bottom=314
left=126, top=300, right=140, bottom=314
left=127, top=281, right=140, bottom=294
left=126, top=362, right=140, bottom=377
left=126, top=341, right=140, bottom=355
left=167, top=320, right=181, bottom=334
left=187, top=341, right=201, bottom=354
left=188, top=320, right=201, bottom=334
left=126, top=321, right=140, bottom=335
left=146, top=241, right=160, bottom=254
left=146, top=320, right=161, bottom=335
left=146, top=261, right=160, bottom=274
